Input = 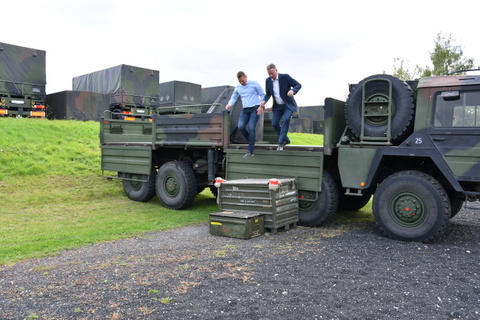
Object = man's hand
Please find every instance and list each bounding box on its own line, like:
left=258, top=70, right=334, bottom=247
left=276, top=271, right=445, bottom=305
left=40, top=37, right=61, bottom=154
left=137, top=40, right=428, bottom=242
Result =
left=287, top=90, right=294, bottom=97
left=256, top=106, right=264, bottom=115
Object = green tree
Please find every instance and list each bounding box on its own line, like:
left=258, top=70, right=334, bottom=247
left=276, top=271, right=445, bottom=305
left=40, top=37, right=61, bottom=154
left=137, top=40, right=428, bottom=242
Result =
left=392, top=32, right=475, bottom=80
left=392, top=58, right=420, bottom=81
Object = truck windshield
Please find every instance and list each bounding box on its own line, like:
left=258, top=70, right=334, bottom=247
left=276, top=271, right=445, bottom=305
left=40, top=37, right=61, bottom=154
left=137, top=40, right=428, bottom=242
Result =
left=433, top=90, right=480, bottom=127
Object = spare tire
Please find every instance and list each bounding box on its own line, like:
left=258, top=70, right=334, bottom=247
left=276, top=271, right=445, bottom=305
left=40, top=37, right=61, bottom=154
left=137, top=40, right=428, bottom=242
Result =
left=345, top=74, right=415, bottom=143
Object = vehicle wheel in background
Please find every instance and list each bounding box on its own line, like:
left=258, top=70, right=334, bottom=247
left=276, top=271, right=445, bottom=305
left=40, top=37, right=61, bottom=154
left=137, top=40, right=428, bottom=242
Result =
left=298, top=171, right=339, bottom=226
left=156, top=161, right=197, bottom=210
left=121, top=167, right=156, bottom=202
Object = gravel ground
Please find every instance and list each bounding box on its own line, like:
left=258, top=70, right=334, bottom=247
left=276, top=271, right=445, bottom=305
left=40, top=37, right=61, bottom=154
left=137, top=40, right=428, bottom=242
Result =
left=1, top=203, right=480, bottom=320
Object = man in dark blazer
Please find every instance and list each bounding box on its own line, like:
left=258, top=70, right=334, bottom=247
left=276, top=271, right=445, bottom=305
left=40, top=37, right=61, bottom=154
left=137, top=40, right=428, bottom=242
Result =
left=260, top=63, right=302, bottom=151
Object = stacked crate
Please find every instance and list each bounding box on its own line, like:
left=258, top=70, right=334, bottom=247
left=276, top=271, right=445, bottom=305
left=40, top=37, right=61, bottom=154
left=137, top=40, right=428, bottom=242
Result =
left=211, top=178, right=299, bottom=237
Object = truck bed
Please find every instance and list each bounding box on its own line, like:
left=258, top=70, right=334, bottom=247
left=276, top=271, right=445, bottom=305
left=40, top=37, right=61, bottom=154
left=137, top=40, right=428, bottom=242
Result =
left=100, top=109, right=228, bottom=149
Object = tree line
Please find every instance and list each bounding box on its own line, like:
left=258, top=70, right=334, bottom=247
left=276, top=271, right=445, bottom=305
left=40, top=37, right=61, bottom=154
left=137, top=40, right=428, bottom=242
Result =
left=392, top=32, right=476, bottom=80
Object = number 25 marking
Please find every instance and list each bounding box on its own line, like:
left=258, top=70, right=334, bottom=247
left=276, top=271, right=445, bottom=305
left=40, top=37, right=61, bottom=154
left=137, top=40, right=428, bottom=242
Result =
left=415, top=137, right=422, bottom=144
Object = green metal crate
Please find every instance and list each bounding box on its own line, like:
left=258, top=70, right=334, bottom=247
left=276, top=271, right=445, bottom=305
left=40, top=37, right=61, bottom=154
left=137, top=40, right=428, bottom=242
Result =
left=209, top=211, right=265, bottom=239
left=217, top=178, right=299, bottom=233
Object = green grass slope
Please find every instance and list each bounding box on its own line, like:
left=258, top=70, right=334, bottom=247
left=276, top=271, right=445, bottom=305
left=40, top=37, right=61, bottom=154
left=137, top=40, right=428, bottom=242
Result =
left=0, top=118, right=217, bottom=265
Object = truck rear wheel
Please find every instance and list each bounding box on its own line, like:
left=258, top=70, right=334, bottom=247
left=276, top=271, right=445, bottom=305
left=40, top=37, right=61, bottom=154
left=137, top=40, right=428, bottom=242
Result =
left=121, top=167, right=156, bottom=202
left=298, top=171, right=338, bottom=226
left=156, top=161, right=197, bottom=210
left=373, top=171, right=450, bottom=242
left=345, top=74, right=415, bottom=143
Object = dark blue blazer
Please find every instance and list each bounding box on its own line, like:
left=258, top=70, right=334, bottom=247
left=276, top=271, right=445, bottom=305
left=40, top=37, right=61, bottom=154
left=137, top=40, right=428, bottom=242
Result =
left=263, top=73, right=302, bottom=112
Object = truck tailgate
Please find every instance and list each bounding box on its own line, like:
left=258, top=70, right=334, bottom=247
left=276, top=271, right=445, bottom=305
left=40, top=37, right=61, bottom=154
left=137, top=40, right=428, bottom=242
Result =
left=225, top=148, right=324, bottom=192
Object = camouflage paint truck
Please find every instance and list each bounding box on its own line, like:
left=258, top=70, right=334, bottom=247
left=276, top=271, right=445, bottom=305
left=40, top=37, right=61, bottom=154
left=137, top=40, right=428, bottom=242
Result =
left=72, top=64, right=160, bottom=118
left=100, top=71, right=480, bottom=242
left=0, top=42, right=46, bottom=117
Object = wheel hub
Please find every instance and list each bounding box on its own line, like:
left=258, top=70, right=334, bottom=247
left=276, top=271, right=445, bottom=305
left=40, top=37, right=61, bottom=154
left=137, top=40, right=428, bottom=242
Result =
left=130, top=174, right=143, bottom=191
left=164, top=176, right=179, bottom=197
left=391, top=193, right=425, bottom=226
left=298, top=191, right=316, bottom=210
left=364, top=94, right=392, bottom=127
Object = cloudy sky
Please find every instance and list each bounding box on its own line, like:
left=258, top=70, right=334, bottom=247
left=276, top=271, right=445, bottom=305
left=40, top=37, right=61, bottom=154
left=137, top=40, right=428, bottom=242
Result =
left=3, top=0, right=480, bottom=106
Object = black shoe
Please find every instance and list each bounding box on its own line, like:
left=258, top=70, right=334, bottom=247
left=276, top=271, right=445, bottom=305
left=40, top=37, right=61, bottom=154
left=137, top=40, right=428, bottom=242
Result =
left=285, top=138, right=291, bottom=145
left=276, top=144, right=284, bottom=151
left=244, top=152, right=254, bottom=158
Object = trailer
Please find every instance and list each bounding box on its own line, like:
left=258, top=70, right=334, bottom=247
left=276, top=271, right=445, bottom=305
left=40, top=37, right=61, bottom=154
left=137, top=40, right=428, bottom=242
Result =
left=0, top=42, right=46, bottom=117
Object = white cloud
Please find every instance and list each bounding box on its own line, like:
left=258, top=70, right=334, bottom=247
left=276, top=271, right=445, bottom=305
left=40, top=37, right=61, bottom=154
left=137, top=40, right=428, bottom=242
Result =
left=2, top=0, right=480, bottom=106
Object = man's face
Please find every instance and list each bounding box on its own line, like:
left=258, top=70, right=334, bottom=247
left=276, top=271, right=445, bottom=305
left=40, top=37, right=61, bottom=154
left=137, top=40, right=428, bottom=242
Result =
left=267, top=68, right=278, bottom=80
left=238, top=76, right=248, bottom=86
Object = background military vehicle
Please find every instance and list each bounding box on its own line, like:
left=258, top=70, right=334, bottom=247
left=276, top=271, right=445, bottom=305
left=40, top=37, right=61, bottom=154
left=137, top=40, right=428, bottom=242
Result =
left=100, top=70, right=480, bottom=242
left=45, top=91, right=110, bottom=121
left=0, top=42, right=47, bottom=117
left=72, top=64, right=160, bottom=118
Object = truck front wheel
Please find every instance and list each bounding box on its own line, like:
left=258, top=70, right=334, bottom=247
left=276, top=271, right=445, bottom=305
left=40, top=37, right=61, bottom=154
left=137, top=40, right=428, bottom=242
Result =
left=121, top=167, right=156, bottom=202
left=156, top=161, right=197, bottom=210
left=298, top=171, right=338, bottom=226
left=373, top=171, right=450, bottom=242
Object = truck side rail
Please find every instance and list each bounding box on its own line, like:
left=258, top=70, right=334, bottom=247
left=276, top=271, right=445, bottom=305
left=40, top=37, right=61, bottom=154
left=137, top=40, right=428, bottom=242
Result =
left=101, top=104, right=229, bottom=148
left=151, top=106, right=228, bottom=148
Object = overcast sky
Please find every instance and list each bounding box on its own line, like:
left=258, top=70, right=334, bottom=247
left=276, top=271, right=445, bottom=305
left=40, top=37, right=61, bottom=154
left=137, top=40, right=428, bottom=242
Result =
left=3, top=0, right=480, bottom=107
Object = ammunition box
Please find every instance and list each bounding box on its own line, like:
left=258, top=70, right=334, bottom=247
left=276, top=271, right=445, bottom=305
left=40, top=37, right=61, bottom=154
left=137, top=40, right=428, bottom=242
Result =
left=209, top=211, right=265, bottom=239
left=218, top=178, right=299, bottom=233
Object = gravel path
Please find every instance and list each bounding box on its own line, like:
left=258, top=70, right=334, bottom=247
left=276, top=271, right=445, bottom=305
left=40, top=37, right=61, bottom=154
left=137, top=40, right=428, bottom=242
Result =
left=1, top=203, right=480, bottom=320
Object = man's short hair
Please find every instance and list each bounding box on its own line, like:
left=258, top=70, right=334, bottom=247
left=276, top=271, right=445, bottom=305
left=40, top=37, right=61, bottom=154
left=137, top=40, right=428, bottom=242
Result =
left=237, top=71, right=246, bottom=78
left=266, top=63, right=276, bottom=71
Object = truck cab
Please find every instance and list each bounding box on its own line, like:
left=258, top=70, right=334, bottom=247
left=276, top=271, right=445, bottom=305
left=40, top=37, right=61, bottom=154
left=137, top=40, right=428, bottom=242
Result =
left=335, top=71, right=480, bottom=241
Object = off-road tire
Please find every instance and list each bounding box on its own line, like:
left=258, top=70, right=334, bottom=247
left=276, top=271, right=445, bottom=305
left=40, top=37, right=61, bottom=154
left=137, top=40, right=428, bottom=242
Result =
left=121, top=167, right=156, bottom=202
left=373, top=170, right=450, bottom=242
left=156, top=161, right=197, bottom=210
left=345, top=74, right=415, bottom=143
left=298, top=171, right=338, bottom=226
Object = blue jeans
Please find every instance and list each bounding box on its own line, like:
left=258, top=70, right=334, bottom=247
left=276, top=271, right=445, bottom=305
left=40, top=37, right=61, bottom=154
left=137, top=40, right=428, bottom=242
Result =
left=238, top=106, right=259, bottom=153
left=272, top=104, right=293, bottom=144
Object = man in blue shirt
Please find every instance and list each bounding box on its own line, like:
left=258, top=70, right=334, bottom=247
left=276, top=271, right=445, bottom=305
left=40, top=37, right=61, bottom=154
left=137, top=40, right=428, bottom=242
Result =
left=226, top=71, right=265, bottom=158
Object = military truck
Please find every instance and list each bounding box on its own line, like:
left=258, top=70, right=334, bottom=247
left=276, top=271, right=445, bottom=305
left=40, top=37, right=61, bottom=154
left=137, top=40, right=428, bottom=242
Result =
left=72, top=64, right=160, bottom=118
left=0, top=42, right=47, bottom=117
left=100, top=71, right=480, bottom=242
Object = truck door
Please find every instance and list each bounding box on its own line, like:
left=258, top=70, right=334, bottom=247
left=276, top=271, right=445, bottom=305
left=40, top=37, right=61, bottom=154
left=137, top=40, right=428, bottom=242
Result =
left=428, top=88, right=480, bottom=180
